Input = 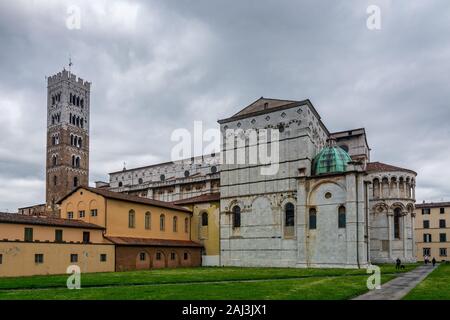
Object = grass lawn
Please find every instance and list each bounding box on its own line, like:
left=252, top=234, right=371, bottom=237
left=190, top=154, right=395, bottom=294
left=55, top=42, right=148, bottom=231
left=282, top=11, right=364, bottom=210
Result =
left=404, top=263, right=450, bottom=300
left=0, top=264, right=418, bottom=300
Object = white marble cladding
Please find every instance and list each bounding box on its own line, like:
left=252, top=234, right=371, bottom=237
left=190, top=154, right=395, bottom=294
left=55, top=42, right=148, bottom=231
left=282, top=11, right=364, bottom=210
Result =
left=109, top=154, right=220, bottom=189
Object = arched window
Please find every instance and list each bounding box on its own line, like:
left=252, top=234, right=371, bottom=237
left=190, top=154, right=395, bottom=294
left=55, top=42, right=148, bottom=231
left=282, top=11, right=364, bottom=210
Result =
left=52, top=155, right=57, bottom=167
left=338, top=206, right=346, bottom=228
left=75, top=157, right=80, bottom=168
left=232, top=206, right=241, bottom=228
left=285, top=203, right=295, bottom=226
left=309, top=208, right=317, bottom=230
left=72, top=155, right=75, bottom=167
left=118, top=182, right=123, bottom=187
left=78, top=137, right=82, bottom=148
left=73, top=177, right=78, bottom=187
left=53, top=175, right=57, bottom=186
left=160, top=214, right=165, bottom=231
left=173, top=216, right=178, bottom=232
left=145, top=212, right=151, bottom=230
left=184, top=217, right=189, bottom=233
left=394, top=208, right=401, bottom=239
left=138, top=178, right=143, bottom=184
left=201, top=212, right=208, bottom=226
left=128, top=210, right=135, bottom=228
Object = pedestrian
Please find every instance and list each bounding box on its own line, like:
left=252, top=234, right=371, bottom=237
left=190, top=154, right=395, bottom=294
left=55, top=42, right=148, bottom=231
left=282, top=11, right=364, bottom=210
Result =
left=424, top=255, right=428, bottom=264
left=432, top=257, right=436, bottom=267
left=396, top=258, right=401, bottom=270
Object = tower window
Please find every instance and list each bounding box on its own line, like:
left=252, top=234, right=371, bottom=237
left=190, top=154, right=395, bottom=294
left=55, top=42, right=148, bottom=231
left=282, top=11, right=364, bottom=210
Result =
left=53, top=175, right=57, bottom=186
left=285, top=203, right=295, bottom=227
left=232, top=206, right=241, bottom=228
left=309, top=208, right=317, bottom=230
left=73, top=177, right=78, bottom=187
left=338, top=206, right=346, bottom=228
left=394, top=208, right=401, bottom=239
left=201, top=212, right=208, bottom=226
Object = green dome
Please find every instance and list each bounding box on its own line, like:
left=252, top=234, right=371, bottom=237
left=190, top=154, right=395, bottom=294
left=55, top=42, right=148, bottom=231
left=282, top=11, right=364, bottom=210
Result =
left=313, top=145, right=352, bottom=175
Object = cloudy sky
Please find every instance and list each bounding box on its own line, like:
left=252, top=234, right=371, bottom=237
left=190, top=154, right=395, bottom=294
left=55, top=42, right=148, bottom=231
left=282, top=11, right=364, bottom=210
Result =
left=0, top=0, right=449, bottom=211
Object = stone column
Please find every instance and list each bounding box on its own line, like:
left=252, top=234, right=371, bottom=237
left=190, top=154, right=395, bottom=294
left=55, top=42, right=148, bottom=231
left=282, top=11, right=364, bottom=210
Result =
left=403, top=212, right=408, bottom=259
left=387, top=210, right=393, bottom=260
left=411, top=212, right=416, bottom=260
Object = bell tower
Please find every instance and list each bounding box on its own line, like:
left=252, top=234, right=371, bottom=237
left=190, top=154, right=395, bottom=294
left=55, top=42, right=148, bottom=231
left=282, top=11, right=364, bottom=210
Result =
left=45, top=69, right=91, bottom=214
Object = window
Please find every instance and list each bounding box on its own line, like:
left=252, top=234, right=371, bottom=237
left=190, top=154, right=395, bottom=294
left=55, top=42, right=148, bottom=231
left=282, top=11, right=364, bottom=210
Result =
left=171, top=252, right=176, bottom=260
left=24, top=228, right=33, bottom=242
left=440, top=248, right=448, bottom=257
left=35, top=254, right=44, bottom=264
left=70, top=254, right=78, bottom=263
left=185, top=217, right=189, bottom=233
left=285, top=203, right=295, bottom=227
left=145, top=212, right=151, bottom=230
left=118, top=182, right=123, bottom=187
left=138, top=178, right=143, bottom=184
left=440, top=233, right=447, bottom=243
left=201, top=212, right=208, bottom=226
left=55, top=229, right=63, bottom=242
left=440, top=219, right=446, bottom=228
left=232, top=206, right=241, bottom=228
left=424, top=234, right=432, bottom=243
left=90, top=209, right=98, bottom=217
left=423, top=248, right=431, bottom=256
left=309, top=208, right=317, bottom=230
left=394, top=208, right=401, bottom=239
left=82, top=232, right=90, bottom=243
left=0, top=254, right=2, bottom=264
left=139, top=252, right=146, bottom=261
left=173, top=216, right=178, bottom=232
left=100, top=254, right=107, bottom=262
left=422, top=208, right=431, bottom=215
left=160, top=214, right=165, bottom=231
left=73, top=177, right=78, bottom=187
left=441, top=208, right=445, bottom=214
left=184, top=252, right=188, bottom=260
left=338, top=206, right=346, bottom=228
left=128, top=210, right=135, bottom=228
left=68, top=212, right=74, bottom=219
left=184, top=170, right=190, bottom=177
left=53, top=175, right=57, bottom=186
left=79, top=210, right=85, bottom=218
left=156, top=252, right=162, bottom=260
left=423, top=220, right=430, bottom=229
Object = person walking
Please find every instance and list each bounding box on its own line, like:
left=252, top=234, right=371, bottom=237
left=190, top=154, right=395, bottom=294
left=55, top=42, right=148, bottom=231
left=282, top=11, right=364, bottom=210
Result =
left=396, top=258, right=401, bottom=270
left=432, top=257, right=436, bottom=267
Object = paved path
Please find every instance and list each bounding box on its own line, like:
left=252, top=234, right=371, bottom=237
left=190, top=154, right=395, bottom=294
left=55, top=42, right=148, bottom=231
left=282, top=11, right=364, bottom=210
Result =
left=353, top=264, right=437, bottom=300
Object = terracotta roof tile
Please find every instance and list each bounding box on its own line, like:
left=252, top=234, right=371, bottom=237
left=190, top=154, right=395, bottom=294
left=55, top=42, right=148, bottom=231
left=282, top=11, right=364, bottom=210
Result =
left=366, top=162, right=417, bottom=175
left=57, top=187, right=192, bottom=213
left=0, top=212, right=104, bottom=229
left=105, top=236, right=203, bottom=247
left=172, top=193, right=220, bottom=205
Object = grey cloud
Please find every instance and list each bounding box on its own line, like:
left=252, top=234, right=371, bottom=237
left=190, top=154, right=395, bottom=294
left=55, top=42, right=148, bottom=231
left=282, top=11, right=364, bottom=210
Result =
left=0, top=0, right=449, bottom=211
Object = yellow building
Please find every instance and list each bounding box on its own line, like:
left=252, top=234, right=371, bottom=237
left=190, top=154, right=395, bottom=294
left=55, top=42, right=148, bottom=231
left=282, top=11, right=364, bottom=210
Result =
left=58, top=187, right=202, bottom=271
left=415, top=202, right=449, bottom=261
left=173, top=193, right=220, bottom=266
left=0, top=212, right=115, bottom=277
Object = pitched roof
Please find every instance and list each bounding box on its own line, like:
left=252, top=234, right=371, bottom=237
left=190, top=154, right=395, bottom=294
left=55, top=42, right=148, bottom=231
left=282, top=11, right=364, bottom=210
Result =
left=0, top=212, right=104, bottom=230
left=416, top=202, right=450, bottom=209
left=366, top=162, right=417, bottom=175
left=57, top=187, right=192, bottom=213
left=172, top=193, right=220, bottom=205
left=105, top=236, right=203, bottom=248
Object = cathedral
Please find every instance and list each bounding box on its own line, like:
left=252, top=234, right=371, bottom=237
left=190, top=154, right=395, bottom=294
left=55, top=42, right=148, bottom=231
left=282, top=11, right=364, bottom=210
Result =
left=15, top=69, right=417, bottom=272
left=106, top=97, right=417, bottom=268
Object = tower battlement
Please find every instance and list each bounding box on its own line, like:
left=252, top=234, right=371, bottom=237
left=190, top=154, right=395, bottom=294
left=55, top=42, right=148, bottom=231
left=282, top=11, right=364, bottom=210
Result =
left=47, top=69, right=91, bottom=89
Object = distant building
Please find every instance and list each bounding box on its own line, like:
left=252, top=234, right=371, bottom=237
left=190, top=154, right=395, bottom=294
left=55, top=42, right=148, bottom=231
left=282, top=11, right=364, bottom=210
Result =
left=18, top=204, right=46, bottom=216
left=0, top=212, right=114, bottom=277
left=415, top=202, right=449, bottom=261
left=58, top=186, right=202, bottom=271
